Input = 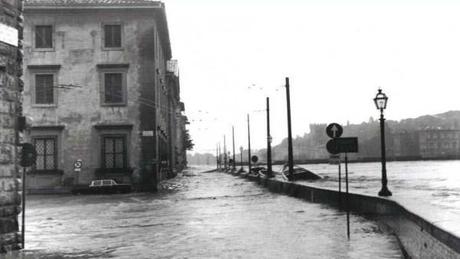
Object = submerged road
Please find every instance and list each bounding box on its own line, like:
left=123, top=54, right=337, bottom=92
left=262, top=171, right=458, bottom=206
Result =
left=15, top=167, right=402, bottom=258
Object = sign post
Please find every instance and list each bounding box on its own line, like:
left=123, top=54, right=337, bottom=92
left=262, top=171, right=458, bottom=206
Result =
left=345, top=152, right=350, bottom=240
left=325, top=123, right=359, bottom=241
left=74, top=159, right=82, bottom=185
left=19, top=143, right=37, bottom=249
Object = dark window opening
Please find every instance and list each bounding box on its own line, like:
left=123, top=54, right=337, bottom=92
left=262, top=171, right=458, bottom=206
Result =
left=35, top=25, right=53, bottom=49
left=104, top=24, right=121, bottom=48
left=34, top=137, right=57, bottom=170
left=35, top=74, right=54, bottom=104
left=104, top=73, right=123, bottom=104
left=102, top=136, right=127, bottom=169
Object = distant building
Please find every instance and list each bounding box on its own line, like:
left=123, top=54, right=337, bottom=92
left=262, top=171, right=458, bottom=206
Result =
left=390, top=131, right=420, bottom=158
left=23, top=0, right=185, bottom=192
left=0, top=0, right=23, bottom=252
left=418, top=129, right=460, bottom=159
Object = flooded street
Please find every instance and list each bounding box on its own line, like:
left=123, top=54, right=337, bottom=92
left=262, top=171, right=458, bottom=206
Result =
left=17, top=167, right=402, bottom=258
left=274, top=160, right=460, bottom=235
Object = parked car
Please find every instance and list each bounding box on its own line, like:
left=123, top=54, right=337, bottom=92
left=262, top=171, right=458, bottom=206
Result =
left=72, top=179, right=131, bottom=194
left=281, top=164, right=321, bottom=181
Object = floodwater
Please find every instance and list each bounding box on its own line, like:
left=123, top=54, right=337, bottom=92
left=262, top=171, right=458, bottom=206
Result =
left=14, top=167, right=402, bottom=258
left=276, top=160, right=460, bottom=236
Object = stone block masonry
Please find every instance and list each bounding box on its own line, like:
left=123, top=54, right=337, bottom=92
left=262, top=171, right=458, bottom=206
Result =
left=0, top=0, right=23, bottom=253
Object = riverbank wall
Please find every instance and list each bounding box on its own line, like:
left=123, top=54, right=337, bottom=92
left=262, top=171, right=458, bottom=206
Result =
left=231, top=171, right=460, bottom=259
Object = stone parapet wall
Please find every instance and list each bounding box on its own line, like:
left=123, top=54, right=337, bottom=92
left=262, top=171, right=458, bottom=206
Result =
left=0, top=0, right=23, bottom=253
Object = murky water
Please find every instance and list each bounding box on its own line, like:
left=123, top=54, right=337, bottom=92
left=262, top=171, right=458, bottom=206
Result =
left=14, top=167, right=402, bottom=258
left=272, top=161, right=460, bottom=222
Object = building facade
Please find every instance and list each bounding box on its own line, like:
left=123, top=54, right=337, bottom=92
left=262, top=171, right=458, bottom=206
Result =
left=418, top=129, right=460, bottom=159
left=0, top=0, right=23, bottom=252
left=23, top=0, right=185, bottom=192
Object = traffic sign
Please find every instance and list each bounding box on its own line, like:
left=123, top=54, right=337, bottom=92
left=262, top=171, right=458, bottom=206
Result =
left=251, top=155, right=258, bottom=163
left=326, top=139, right=339, bottom=154
left=74, top=159, right=82, bottom=172
left=326, top=123, right=343, bottom=138
left=326, top=137, right=358, bottom=154
left=20, top=143, right=36, bottom=167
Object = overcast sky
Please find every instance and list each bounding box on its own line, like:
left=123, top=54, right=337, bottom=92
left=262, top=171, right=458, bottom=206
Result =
left=164, top=0, right=460, bottom=154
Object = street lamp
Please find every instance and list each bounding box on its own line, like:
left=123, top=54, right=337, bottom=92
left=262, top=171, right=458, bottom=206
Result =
left=374, top=88, right=392, bottom=197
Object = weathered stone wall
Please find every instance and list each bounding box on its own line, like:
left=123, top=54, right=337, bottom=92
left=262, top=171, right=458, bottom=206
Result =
left=0, top=0, right=22, bottom=253
left=23, top=8, right=170, bottom=190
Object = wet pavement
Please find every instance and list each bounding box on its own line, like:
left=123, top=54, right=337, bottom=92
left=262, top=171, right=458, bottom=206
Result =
left=12, top=167, right=402, bottom=258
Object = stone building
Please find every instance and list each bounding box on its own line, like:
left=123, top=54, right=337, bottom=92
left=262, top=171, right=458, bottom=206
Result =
left=390, top=130, right=420, bottom=159
left=0, top=0, right=23, bottom=252
left=22, top=0, right=185, bottom=192
left=165, top=60, right=186, bottom=175
left=418, top=128, right=460, bottom=159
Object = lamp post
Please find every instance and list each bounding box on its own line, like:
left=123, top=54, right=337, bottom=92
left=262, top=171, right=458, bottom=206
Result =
left=374, top=88, right=392, bottom=197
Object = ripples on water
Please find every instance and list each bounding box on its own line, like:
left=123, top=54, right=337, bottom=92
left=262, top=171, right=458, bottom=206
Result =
left=15, top=168, right=402, bottom=259
left=280, top=160, right=460, bottom=214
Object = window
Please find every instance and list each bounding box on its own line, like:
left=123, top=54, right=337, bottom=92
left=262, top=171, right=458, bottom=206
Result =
left=33, top=137, right=57, bottom=170
left=102, top=135, right=127, bottom=169
left=104, top=24, right=122, bottom=48
left=35, top=74, right=54, bottom=104
left=97, top=65, right=128, bottom=106
left=104, top=73, right=123, bottom=104
left=35, top=25, right=53, bottom=49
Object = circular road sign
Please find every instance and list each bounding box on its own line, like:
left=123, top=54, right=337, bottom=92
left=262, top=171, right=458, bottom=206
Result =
left=251, top=155, right=259, bottom=163
left=74, top=159, right=82, bottom=169
left=326, top=123, right=343, bottom=138
left=326, top=139, right=339, bottom=154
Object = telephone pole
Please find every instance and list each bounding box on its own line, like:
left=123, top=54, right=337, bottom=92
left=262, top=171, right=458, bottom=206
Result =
left=285, top=77, right=294, bottom=178
left=247, top=114, right=252, bottom=173
left=266, top=97, right=273, bottom=176
left=232, top=126, right=236, bottom=170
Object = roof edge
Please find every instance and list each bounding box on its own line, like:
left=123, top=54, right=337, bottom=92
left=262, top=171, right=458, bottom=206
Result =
left=24, top=1, right=164, bottom=10
left=24, top=5, right=163, bottom=10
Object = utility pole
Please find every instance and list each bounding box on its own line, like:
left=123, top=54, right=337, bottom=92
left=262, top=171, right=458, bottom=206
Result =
left=285, top=77, right=294, bottom=178
left=240, top=146, right=244, bottom=171
left=216, top=144, right=219, bottom=169
left=224, top=135, right=227, bottom=170
left=232, top=126, right=236, bottom=170
left=218, top=143, right=221, bottom=169
left=266, top=97, right=273, bottom=176
left=247, top=114, right=252, bottom=173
